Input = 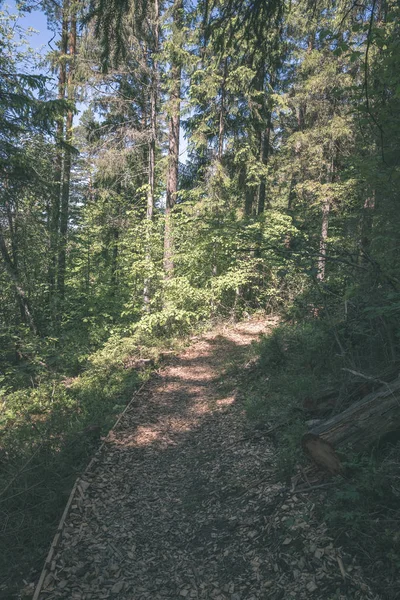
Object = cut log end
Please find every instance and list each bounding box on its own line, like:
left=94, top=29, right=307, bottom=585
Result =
left=302, top=433, right=342, bottom=474
left=302, top=377, right=400, bottom=473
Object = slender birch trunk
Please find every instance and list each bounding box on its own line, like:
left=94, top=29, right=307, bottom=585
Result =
left=317, top=152, right=334, bottom=282
left=317, top=197, right=331, bottom=281
left=164, top=0, right=182, bottom=277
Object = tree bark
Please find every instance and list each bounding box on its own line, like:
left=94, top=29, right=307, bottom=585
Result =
left=200, top=0, right=209, bottom=60
left=49, top=3, right=69, bottom=300
left=164, top=0, right=182, bottom=277
left=302, top=377, right=400, bottom=473
left=147, top=0, right=159, bottom=220
left=239, top=167, right=254, bottom=216
left=244, top=187, right=255, bottom=216
left=110, top=228, right=119, bottom=293
left=359, top=191, right=375, bottom=264
left=0, top=225, right=37, bottom=334
left=143, top=0, right=159, bottom=309
left=317, top=147, right=335, bottom=281
left=58, top=5, right=77, bottom=300
left=258, top=111, right=272, bottom=215
left=217, top=57, right=228, bottom=161
left=5, top=198, right=18, bottom=269
left=316, top=196, right=330, bottom=281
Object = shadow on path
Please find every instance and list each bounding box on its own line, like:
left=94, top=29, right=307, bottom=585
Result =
left=35, top=320, right=282, bottom=600
left=34, top=318, right=376, bottom=600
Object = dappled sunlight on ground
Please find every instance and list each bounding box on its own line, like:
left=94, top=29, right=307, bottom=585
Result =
left=33, top=316, right=377, bottom=600
left=216, top=396, right=235, bottom=407
left=33, top=319, right=277, bottom=600
left=106, top=320, right=269, bottom=451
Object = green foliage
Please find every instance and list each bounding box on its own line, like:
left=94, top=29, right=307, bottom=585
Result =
left=243, top=318, right=339, bottom=429
left=0, top=8, right=68, bottom=175
left=323, top=450, right=400, bottom=591
left=242, top=288, right=400, bottom=594
left=1, top=0, right=400, bottom=595
left=0, top=330, right=151, bottom=591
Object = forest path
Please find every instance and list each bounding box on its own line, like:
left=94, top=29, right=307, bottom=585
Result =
left=34, top=319, right=376, bottom=600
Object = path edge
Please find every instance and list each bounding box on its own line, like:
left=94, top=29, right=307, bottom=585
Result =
left=32, top=380, right=148, bottom=600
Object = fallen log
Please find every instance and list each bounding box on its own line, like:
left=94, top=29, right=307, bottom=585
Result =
left=302, top=363, right=400, bottom=416
left=302, top=377, right=400, bottom=473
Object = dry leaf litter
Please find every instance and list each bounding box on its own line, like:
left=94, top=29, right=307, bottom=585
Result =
left=32, top=320, right=379, bottom=600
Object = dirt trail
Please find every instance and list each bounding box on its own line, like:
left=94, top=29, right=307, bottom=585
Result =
left=33, top=319, right=377, bottom=600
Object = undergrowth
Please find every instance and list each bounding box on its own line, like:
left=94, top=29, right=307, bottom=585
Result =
left=242, top=307, right=400, bottom=598
left=0, top=321, right=201, bottom=598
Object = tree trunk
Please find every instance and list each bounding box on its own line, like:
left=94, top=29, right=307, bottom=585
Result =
left=58, top=6, right=76, bottom=300
left=110, top=228, right=119, bottom=293
left=217, top=57, right=228, bottom=161
left=239, top=166, right=254, bottom=216
left=317, top=139, right=336, bottom=282
left=143, top=0, right=159, bottom=309
left=164, top=0, right=182, bottom=277
left=0, top=225, right=37, bottom=334
left=258, top=111, right=271, bottom=215
left=49, top=4, right=68, bottom=301
left=5, top=199, right=18, bottom=269
left=359, top=191, right=375, bottom=264
left=244, top=187, right=255, bottom=216
left=200, top=0, right=209, bottom=60
left=147, top=94, right=156, bottom=220
left=302, top=377, right=400, bottom=473
left=316, top=197, right=330, bottom=281
left=146, top=0, right=159, bottom=220
left=297, top=103, right=306, bottom=131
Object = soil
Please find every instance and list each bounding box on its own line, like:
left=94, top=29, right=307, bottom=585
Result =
left=30, top=319, right=379, bottom=600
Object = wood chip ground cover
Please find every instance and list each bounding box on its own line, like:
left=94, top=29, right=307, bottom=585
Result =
left=30, top=320, right=379, bottom=600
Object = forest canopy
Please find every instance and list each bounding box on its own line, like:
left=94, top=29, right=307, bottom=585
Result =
left=1, top=0, right=399, bottom=346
